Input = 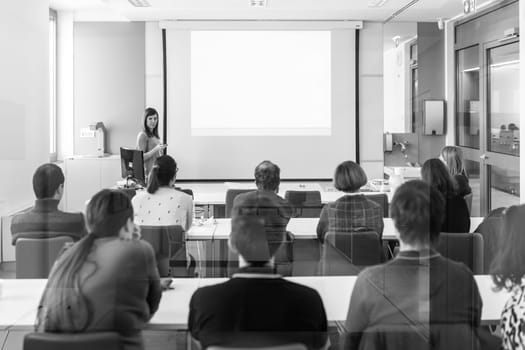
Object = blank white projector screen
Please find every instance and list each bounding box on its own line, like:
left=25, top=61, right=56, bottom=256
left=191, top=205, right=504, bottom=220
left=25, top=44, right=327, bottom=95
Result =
left=191, top=31, right=331, bottom=136
left=166, top=27, right=356, bottom=179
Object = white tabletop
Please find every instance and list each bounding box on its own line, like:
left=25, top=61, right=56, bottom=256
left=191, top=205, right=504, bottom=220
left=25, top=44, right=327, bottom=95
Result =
left=0, top=275, right=510, bottom=330
left=187, top=217, right=485, bottom=241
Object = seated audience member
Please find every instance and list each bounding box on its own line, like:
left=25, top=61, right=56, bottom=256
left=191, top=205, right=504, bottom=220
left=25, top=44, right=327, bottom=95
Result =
left=343, top=180, right=482, bottom=349
left=316, top=161, right=383, bottom=243
left=232, top=160, right=293, bottom=242
left=188, top=214, right=328, bottom=349
left=11, top=163, right=87, bottom=245
left=421, top=159, right=470, bottom=233
left=36, top=189, right=162, bottom=350
left=491, top=205, right=525, bottom=349
left=132, top=155, right=192, bottom=229
left=440, top=146, right=472, bottom=197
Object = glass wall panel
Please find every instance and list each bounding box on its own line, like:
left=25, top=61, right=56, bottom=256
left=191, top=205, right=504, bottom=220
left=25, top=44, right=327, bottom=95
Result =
left=456, top=45, right=480, bottom=149
left=490, top=165, right=520, bottom=210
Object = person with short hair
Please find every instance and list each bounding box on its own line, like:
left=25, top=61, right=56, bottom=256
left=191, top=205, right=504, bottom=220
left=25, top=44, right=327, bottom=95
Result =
left=36, top=189, right=162, bottom=350
left=132, top=155, right=193, bottom=230
left=316, top=161, right=383, bottom=243
left=421, top=158, right=470, bottom=233
left=342, top=180, right=482, bottom=349
left=136, top=107, right=167, bottom=176
left=11, top=163, right=87, bottom=245
left=188, top=213, right=329, bottom=349
left=440, top=146, right=472, bottom=197
left=491, top=205, right=525, bottom=349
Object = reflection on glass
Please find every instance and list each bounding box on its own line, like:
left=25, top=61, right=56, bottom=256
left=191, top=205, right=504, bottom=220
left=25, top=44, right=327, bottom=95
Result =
left=464, top=159, right=480, bottom=217
left=490, top=165, right=519, bottom=210
left=456, top=46, right=480, bottom=149
left=487, top=42, right=520, bottom=156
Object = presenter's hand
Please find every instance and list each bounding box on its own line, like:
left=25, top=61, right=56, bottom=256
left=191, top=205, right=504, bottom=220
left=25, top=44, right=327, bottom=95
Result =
left=153, top=144, right=167, bottom=154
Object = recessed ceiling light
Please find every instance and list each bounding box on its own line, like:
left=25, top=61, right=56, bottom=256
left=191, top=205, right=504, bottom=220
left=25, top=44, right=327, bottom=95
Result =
left=250, top=0, right=267, bottom=7
left=369, top=0, right=389, bottom=7
left=128, top=0, right=151, bottom=7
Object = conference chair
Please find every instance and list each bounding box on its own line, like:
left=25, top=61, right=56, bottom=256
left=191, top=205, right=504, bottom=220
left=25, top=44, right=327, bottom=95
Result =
left=365, top=193, right=389, bottom=217
left=436, top=232, right=484, bottom=274
left=208, top=344, right=307, bottom=350
left=140, top=225, right=194, bottom=277
left=284, top=190, right=324, bottom=218
left=225, top=189, right=254, bottom=217
left=464, top=193, right=473, bottom=214
left=24, top=332, right=121, bottom=350
left=15, top=236, right=73, bottom=278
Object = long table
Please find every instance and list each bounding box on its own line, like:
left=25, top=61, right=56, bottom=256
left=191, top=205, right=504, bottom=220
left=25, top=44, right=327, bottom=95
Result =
left=0, top=275, right=510, bottom=331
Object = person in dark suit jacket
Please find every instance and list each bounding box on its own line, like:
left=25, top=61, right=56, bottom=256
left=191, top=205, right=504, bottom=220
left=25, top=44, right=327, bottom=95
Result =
left=11, top=163, right=87, bottom=245
left=342, top=180, right=482, bottom=350
left=188, top=214, right=329, bottom=349
left=421, top=159, right=470, bottom=233
left=231, top=160, right=293, bottom=249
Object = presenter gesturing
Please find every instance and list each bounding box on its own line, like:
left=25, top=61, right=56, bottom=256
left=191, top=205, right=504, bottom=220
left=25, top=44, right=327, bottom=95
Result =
left=136, top=107, right=166, bottom=176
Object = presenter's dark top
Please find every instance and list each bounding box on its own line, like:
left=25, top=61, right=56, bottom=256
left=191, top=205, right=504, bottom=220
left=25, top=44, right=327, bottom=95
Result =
left=454, top=174, right=472, bottom=197
left=442, top=194, right=470, bottom=233
left=232, top=190, right=293, bottom=240
left=188, top=266, right=328, bottom=349
left=343, top=249, right=482, bottom=349
left=11, top=199, right=87, bottom=245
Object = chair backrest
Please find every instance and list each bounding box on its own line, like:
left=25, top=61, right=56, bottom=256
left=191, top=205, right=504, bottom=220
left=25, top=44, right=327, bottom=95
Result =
left=284, top=191, right=323, bottom=218
left=208, top=344, right=307, bottom=350
left=436, top=232, right=484, bottom=274
left=24, top=332, right=121, bottom=350
left=364, top=193, right=389, bottom=217
left=16, top=236, right=73, bottom=278
left=325, top=231, right=382, bottom=266
left=225, top=189, right=254, bottom=218
left=140, top=225, right=185, bottom=277
left=464, top=193, right=473, bottom=214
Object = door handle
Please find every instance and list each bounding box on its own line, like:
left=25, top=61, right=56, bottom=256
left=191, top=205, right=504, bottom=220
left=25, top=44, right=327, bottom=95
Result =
left=480, top=154, right=488, bottom=160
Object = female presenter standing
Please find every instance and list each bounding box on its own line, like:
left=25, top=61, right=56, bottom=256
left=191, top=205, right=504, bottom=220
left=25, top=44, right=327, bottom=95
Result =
left=136, top=107, right=166, bottom=176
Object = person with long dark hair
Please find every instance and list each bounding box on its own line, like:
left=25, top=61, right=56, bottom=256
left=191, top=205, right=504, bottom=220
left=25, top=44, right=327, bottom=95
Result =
left=136, top=107, right=166, bottom=176
left=421, top=158, right=470, bottom=233
left=132, top=155, right=193, bottom=229
left=491, top=205, right=525, bottom=349
left=36, top=189, right=162, bottom=350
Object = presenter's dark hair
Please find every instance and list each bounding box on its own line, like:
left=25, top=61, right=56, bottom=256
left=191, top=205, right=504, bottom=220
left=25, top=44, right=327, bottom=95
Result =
left=33, top=163, right=65, bottom=199
left=36, top=189, right=133, bottom=332
left=391, top=180, right=445, bottom=246
left=147, top=155, right=177, bottom=194
left=143, top=107, right=160, bottom=138
left=492, top=205, right=525, bottom=291
left=333, top=161, right=367, bottom=193
left=421, top=158, right=456, bottom=197
left=254, top=160, right=280, bottom=191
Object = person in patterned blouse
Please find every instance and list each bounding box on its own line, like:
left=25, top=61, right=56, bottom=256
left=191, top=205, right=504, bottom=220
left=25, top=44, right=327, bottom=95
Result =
left=316, top=160, right=384, bottom=243
left=491, top=205, right=525, bottom=349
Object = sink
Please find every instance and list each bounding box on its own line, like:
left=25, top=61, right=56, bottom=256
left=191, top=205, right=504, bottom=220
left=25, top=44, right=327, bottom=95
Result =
left=384, top=166, right=421, bottom=179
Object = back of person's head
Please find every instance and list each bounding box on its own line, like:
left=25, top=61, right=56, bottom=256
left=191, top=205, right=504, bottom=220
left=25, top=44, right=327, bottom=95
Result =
left=492, top=205, right=525, bottom=291
left=333, top=161, right=367, bottom=193
left=391, top=180, right=445, bottom=246
left=441, top=146, right=467, bottom=177
left=36, top=189, right=133, bottom=332
left=254, top=160, right=280, bottom=192
left=143, top=107, right=159, bottom=138
left=230, top=213, right=284, bottom=266
left=147, top=155, right=177, bottom=194
left=32, top=163, right=65, bottom=199
left=421, top=158, right=456, bottom=197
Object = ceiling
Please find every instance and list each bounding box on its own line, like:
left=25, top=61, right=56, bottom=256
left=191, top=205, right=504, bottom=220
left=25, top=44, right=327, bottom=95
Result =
left=49, top=0, right=497, bottom=22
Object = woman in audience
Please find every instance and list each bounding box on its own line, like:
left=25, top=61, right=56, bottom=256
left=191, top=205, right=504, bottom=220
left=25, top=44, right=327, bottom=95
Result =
left=440, top=146, right=472, bottom=197
left=316, top=161, right=383, bottom=243
left=136, top=107, right=166, bottom=176
left=343, top=180, right=482, bottom=349
left=491, top=205, right=525, bottom=349
left=36, top=189, right=162, bottom=350
left=132, top=155, right=193, bottom=229
left=421, top=158, right=470, bottom=233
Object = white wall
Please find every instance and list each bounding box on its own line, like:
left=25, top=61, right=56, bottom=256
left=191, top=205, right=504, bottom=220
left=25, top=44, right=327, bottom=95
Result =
left=520, top=0, right=524, bottom=203
left=145, top=22, right=164, bottom=139
left=0, top=0, right=49, bottom=215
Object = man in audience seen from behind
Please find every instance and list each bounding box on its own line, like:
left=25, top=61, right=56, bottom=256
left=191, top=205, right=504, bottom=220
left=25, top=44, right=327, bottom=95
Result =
left=231, top=160, right=293, bottom=255
left=188, top=213, right=329, bottom=349
left=11, top=163, right=87, bottom=244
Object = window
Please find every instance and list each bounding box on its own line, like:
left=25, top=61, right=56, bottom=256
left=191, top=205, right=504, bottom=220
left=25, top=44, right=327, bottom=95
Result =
left=49, top=10, right=57, bottom=161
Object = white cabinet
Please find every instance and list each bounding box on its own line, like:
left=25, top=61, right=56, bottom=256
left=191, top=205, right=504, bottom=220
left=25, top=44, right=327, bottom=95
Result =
left=64, top=156, right=121, bottom=213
